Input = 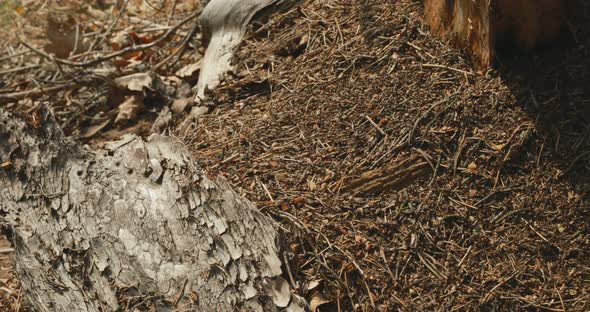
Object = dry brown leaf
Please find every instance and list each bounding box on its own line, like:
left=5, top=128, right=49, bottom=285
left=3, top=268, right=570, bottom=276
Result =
left=310, top=291, right=330, bottom=312
left=128, top=0, right=166, bottom=15
left=78, top=119, right=111, bottom=139
left=113, top=56, right=144, bottom=69
left=490, top=143, right=507, bottom=151
left=176, top=0, right=202, bottom=13
left=14, top=5, right=26, bottom=15
left=280, top=202, right=289, bottom=211
left=163, top=75, right=183, bottom=87
left=45, top=14, right=89, bottom=58
left=308, top=179, right=317, bottom=191
left=306, top=280, right=320, bottom=291
left=151, top=106, right=172, bottom=134
left=176, top=62, right=201, bottom=78
left=171, top=97, right=194, bottom=114
left=129, top=31, right=155, bottom=44
left=115, top=94, right=144, bottom=124
left=110, top=28, right=132, bottom=51
left=86, top=5, right=108, bottom=20
left=292, top=196, right=305, bottom=206
left=114, top=73, right=153, bottom=92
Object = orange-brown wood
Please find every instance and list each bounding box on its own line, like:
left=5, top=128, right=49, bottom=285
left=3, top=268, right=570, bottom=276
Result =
left=424, top=0, right=491, bottom=66
left=424, top=0, right=571, bottom=68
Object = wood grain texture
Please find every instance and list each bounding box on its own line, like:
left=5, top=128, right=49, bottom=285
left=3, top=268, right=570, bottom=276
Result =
left=424, top=0, right=571, bottom=67
left=195, top=0, right=299, bottom=101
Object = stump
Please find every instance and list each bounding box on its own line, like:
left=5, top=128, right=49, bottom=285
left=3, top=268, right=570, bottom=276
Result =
left=424, top=0, right=573, bottom=67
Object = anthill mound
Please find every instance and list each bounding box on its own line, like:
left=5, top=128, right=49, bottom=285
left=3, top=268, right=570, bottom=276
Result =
left=180, top=0, right=590, bottom=310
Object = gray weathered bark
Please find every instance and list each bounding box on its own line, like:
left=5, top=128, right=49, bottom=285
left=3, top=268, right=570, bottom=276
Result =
left=0, top=107, right=306, bottom=311
left=195, top=0, right=299, bottom=101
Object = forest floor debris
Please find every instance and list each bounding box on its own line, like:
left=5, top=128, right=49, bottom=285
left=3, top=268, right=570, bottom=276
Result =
left=1, top=0, right=590, bottom=311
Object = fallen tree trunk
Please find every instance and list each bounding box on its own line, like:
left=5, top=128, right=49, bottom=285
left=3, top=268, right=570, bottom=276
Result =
left=0, top=107, right=306, bottom=311
left=424, top=0, right=573, bottom=67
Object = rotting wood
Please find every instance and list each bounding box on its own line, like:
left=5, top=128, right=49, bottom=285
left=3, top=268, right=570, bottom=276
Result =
left=424, top=0, right=573, bottom=67
left=0, top=106, right=307, bottom=311
left=344, top=155, right=431, bottom=196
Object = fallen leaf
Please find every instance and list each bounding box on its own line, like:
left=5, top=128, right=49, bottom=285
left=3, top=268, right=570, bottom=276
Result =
left=14, top=5, right=26, bottom=15
left=467, top=162, right=477, bottom=171
left=123, top=50, right=145, bottom=61
left=171, top=97, right=194, bottom=114
left=176, top=0, right=202, bottom=12
left=176, top=62, right=201, bottom=78
left=115, top=94, right=144, bottom=124
left=268, top=277, right=290, bottom=308
left=151, top=106, right=172, bottom=134
left=114, top=73, right=153, bottom=92
left=110, top=29, right=132, bottom=51
left=292, top=197, right=305, bottom=206
left=280, top=202, right=289, bottom=211
left=113, top=56, right=143, bottom=69
left=307, top=280, right=321, bottom=291
left=86, top=5, right=108, bottom=20
left=44, top=14, right=88, bottom=58
left=129, top=31, right=155, bottom=44
left=490, top=143, right=507, bottom=151
left=78, top=118, right=111, bottom=139
left=164, top=75, right=183, bottom=87
left=310, top=291, right=330, bottom=312
left=308, top=180, right=317, bottom=191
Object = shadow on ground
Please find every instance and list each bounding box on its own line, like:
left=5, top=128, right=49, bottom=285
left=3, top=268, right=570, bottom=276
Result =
left=497, top=6, right=590, bottom=222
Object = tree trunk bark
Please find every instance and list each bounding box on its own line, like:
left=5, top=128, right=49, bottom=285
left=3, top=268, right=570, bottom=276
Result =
left=0, top=107, right=306, bottom=311
left=423, top=0, right=571, bottom=67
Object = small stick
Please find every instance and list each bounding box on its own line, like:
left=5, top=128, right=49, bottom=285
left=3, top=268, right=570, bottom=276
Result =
left=453, top=131, right=466, bottom=176
left=71, top=23, right=81, bottom=56
left=482, top=272, right=518, bottom=303
left=320, top=233, right=376, bottom=308
left=167, top=0, right=179, bottom=25
left=283, top=253, right=297, bottom=289
left=0, top=50, right=32, bottom=62
left=364, top=115, right=386, bottom=136
left=92, top=0, right=131, bottom=50
left=20, top=10, right=201, bottom=68
left=421, top=63, right=475, bottom=76
left=521, top=218, right=551, bottom=243
left=0, top=82, right=75, bottom=103
left=153, top=19, right=200, bottom=71
left=456, top=245, right=471, bottom=268
left=172, top=278, right=188, bottom=307
left=554, top=283, right=567, bottom=312
left=0, top=64, right=40, bottom=76
left=260, top=180, right=274, bottom=202
left=379, top=248, right=407, bottom=308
